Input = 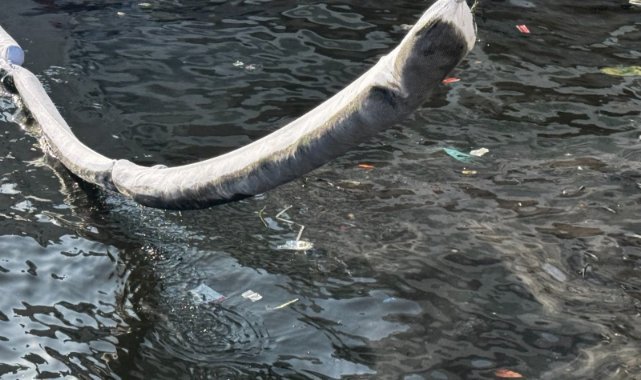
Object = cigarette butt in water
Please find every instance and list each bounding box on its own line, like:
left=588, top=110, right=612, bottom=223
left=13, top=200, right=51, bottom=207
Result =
left=462, top=169, right=477, bottom=176
left=273, top=298, right=299, bottom=310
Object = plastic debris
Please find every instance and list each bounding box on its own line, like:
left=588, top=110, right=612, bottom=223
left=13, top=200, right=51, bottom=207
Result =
left=516, top=24, right=530, bottom=34
left=273, top=298, right=299, bottom=310
left=273, top=205, right=314, bottom=251
left=443, top=147, right=472, bottom=162
left=542, top=263, right=567, bottom=282
left=232, top=60, right=259, bottom=71
left=2, top=45, right=24, bottom=66
left=0, top=183, right=20, bottom=195
left=242, top=290, right=263, bottom=302
left=509, top=0, right=535, bottom=8
left=138, top=2, right=152, bottom=8
left=469, top=147, right=489, bottom=157
left=257, top=206, right=314, bottom=250
left=442, top=77, right=461, bottom=84
left=358, top=163, right=375, bottom=169
left=631, top=0, right=641, bottom=6
left=600, top=66, right=641, bottom=77
left=461, top=169, right=477, bottom=176
left=495, top=369, right=524, bottom=378
left=116, top=11, right=126, bottom=17
left=189, top=284, right=226, bottom=304
left=277, top=240, right=314, bottom=251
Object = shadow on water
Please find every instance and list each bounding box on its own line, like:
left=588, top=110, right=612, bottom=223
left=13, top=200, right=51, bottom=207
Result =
left=2, top=0, right=641, bottom=379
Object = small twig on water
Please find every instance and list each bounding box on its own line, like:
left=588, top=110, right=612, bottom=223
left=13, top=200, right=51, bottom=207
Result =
left=579, top=264, right=592, bottom=278
left=470, top=0, right=480, bottom=14
left=272, top=298, right=299, bottom=310
left=275, top=205, right=307, bottom=241
left=275, top=205, right=293, bottom=220
left=257, top=206, right=268, bottom=227
left=263, top=205, right=313, bottom=250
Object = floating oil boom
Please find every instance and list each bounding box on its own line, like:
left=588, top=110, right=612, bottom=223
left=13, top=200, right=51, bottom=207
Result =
left=0, top=0, right=476, bottom=210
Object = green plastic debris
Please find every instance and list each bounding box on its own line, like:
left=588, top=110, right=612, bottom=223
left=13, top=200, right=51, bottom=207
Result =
left=600, top=66, right=641, bottom=77
left=443, top=147, right=472, bottom=162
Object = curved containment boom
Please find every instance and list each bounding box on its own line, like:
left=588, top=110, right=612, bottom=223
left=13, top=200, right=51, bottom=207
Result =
left=0, top=0, right=476, bottom=210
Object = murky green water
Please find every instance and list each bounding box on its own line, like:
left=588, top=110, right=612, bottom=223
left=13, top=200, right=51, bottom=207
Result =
left=1, top=0, right=641, bottom=378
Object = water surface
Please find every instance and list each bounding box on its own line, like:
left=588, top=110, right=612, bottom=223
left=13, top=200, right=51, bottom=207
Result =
left=1, top=0, right=641, bottom=378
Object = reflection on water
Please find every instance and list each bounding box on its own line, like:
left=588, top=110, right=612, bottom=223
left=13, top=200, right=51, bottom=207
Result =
left=1, top=0, right=641, bottom=378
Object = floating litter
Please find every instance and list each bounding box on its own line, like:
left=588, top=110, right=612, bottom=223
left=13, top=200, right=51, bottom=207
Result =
left=3, top=45, right=24, bottom=66
left=258, top=206, right=315, bottom=251
left=516, top=24, right=530, bottom=34
left=631, top=0, right=641, bottom=6
left=461, top=169, right=477, bottom=176
left=277, top=240, right=314, bottom=251
left=189, top=283, right=226, bottom=304
left=469, top=147, right=489, bottom=157
left=273, top=298, right=299, bottom=310
left=495, top=368, right=524, bottom=378
left=542, top=263, right=567, bottom=282
left=232, top=61, right=258, bottom=71
left=442, top=77, right=461, bottom=84
left=242, top=290, right=263, bottom=302
left=443, top=147, right=472, bottom=162
left=600, top=66, right=641, bottom=77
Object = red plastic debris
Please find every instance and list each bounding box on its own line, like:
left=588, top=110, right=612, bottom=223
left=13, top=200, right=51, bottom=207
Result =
left=516, top=24, right=530, bottom=34
left=357, top=163, right=375, bottom=170
left=495, top=368, right=524, bottom=378
left=442, top=77, right=461, bottom=84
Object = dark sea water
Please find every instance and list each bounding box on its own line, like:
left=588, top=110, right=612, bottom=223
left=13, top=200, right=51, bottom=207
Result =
left=1, top=0, right=641, bottom=379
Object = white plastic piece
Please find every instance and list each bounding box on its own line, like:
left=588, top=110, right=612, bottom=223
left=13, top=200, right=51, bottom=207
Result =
left=470, top=147, right=489, bottom=157
left=189, top=284, right=226, bottom=304
left=241, top=290, right=263, bottom=302
left=277, top=240, right=314, bottom=251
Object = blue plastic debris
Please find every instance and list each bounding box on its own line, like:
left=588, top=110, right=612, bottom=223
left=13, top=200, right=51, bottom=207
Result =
left=189, top=283, right=226, bottom=304
left=443, top=147, right=472, bottom=162
left=5, top=45, right=24, bottom=66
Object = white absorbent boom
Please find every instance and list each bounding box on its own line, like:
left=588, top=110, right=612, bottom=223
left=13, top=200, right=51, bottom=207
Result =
left=0, top=0, right=476, bottom=210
